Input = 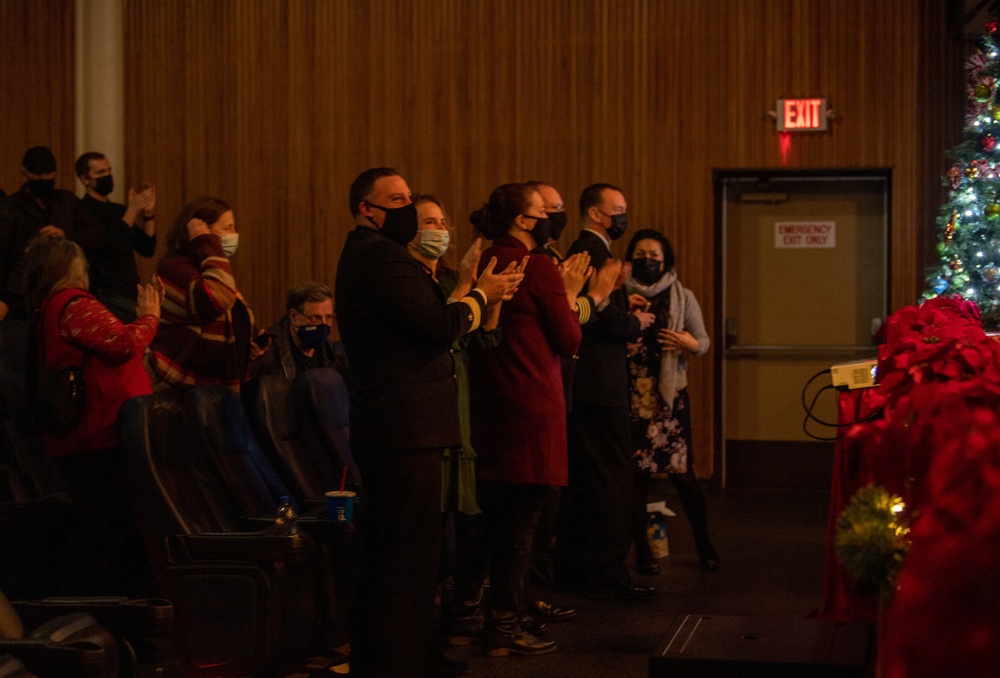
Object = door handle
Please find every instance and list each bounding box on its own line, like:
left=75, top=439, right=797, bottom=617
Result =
left=725, top=317, right=738, bottom=350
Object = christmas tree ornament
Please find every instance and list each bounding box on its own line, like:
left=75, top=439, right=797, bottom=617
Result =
left=966, top=162, right=981, bottom=180
left=948, top=166, right=963, bottom=188
left=988, top=20, right=998, bottom=34
left=975, top=83, right=992, bottom=102
left=983, top=265, right=998, bottom=283
left=985, top=201, right=1000, bottom=220
left=984, top=133, right=997, bottom=152
left=950, top=258, right=963, bottom=271
left=991, top=104, right=1000, bottom=121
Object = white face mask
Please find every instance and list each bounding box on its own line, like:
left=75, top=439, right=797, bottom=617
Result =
left=220, top=233, right=239, bottom=257
left=412, top=229, right=450, bottom=260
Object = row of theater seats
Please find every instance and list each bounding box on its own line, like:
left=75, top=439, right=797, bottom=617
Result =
left=1, top=319, right=362, bottom=676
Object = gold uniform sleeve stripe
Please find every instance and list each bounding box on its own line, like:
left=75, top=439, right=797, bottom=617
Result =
left=458, top=296, right=482, bottom=331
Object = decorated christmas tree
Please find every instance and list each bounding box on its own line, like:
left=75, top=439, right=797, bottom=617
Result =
left=928, top=18, right=1000, bottom=328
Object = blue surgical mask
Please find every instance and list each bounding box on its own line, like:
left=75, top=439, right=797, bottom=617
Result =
left=296, top=323, right=331, bottom=349
left=412, top=229, right=450, bottom=260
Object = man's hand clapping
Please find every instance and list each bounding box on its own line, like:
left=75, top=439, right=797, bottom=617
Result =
left=476, top=256, right=526, bottom=304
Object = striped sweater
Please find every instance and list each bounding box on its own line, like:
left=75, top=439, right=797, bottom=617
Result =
left=149, top=233, right=255, bottom=391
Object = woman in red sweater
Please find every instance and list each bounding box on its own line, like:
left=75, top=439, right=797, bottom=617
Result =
left=24, top=235, right=160, bottom=594
left=448, top=184, right=583, bottom=657
left=148, top=196, right=264, bottom=392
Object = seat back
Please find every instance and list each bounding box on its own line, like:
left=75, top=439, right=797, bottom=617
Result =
left=0, top=321, right=30, bottom=376
left=296, top=368, right=361, bottom=489
left=248, top=374, right=346, bottom=501
left=183, top=386, right=291, bottom=518
left=118, top=394, right=245, bottom=551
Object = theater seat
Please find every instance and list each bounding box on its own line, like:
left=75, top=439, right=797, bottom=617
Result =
left=0, top=373, right=72, bottom=601
left=0, top=588, right=122, bottom=678
left=247, top=373, right=357, bottom=503
left=295, top=368, right=361, bottom=490
left=117, top=393, right=322, bottom=677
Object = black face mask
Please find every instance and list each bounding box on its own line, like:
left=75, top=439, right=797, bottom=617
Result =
left=367, top=202, right=419, bottom=245
left=548, top=211, right=568, bottom=241
left=296, top=323, right=331, bottom=350
left=632, top=257, right=663, bottom=285
left=528, top=216, right=554, bottom=247
left=93, top=175, right=114, bottom=197
left=27, top=179, right=55, bottom=201
left=606, top=213, right=629, bottom=241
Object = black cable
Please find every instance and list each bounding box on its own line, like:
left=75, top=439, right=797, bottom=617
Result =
left=802, top=383, right=839, bottom=441
left=800, top=367, right=884, bottom=441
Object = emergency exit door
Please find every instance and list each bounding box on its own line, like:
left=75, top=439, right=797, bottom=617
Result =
left=716, top=172, right=888, bottom=489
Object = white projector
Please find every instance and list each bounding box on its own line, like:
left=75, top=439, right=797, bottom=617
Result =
left=830, top=359, right=878, bottom=390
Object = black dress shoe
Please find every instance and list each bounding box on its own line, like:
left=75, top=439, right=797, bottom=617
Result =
left=519, top=614, right=548, bottom=636
left=485, top=614, right=557, bottom=657
left=700, top=556, right=721, bottom=571
left=531, top=599, right=576, bottom=622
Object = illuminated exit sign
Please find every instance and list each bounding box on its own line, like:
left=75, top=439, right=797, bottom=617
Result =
left=775, top=98, right=828, bottom=132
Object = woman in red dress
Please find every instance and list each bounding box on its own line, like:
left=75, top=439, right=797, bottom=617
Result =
left=24, top=235, right=161, bottom=595
left=450, top=183, right=584, bottom=657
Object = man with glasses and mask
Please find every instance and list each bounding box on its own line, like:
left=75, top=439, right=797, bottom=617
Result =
left=336, top=167, right=524, bottom=678
left=0, top=146, right=102, bottom=321
left=253, top=281, right=348, bottom=379
left=556, top=183, right=658, bottom=600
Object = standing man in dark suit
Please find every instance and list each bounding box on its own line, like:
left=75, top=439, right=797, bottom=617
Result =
left=335, top=167, right=523, bottom=678
left=557, top=183, right=657, bottom=598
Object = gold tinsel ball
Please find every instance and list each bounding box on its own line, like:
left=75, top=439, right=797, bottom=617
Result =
left=991, top=104, right=1000, bottom=121
left=984, top=265, right=998, bottom=283
left=966, top=163, right=981, bottom=180
left=950, top=258, right=963, bottom=271
left=987, top=202, right=1000, bottom=220
left=975, top=83, right=993, bottom=102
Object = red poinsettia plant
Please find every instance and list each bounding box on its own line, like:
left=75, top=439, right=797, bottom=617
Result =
left=846, top=295, right=1000, bottom=677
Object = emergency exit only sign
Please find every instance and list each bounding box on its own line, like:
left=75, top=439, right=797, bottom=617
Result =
left=774, top=221, right=836, bottom=248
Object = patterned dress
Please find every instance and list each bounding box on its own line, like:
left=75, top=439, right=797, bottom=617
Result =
left=627, top=291, right=692, bottom=475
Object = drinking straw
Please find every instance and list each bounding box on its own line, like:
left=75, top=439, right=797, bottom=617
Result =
left=340, top=465, right=348, bottom=493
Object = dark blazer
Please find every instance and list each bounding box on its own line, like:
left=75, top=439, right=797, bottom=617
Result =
left=335, top=225, right=485, bottom=454
left=567, top=229, right=641, bottom=408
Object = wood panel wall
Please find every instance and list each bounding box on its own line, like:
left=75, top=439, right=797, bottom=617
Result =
left=0, top=0, right=76, bottom=193
left=111, top=0, right=960, bottom=478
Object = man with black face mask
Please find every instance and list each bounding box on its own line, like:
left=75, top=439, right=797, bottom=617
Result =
left=556, top=183, right=658, bottom=600
left=75, top=152, right=157, bottom=322
left=253, top=280, right=348, bottom=380
left=336, top=167, right=525, bottom=678
left=0, top=146, right=102, bottom=321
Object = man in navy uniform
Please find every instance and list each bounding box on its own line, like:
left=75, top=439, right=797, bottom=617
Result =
left=336, top=167, right=523, bottom=677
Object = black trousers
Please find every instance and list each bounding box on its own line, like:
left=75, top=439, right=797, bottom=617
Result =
left=351, top=448, right=443, bottom=678
left=557, top=406, right=633, bottom=587
left=452, top=481, right=548, bottom=620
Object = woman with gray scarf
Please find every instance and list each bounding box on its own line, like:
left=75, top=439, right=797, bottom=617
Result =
left=624, top=229, right=719, bottom=574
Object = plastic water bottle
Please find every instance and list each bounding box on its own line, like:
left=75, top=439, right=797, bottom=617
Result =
left=274, top=495, right=299, bottom=536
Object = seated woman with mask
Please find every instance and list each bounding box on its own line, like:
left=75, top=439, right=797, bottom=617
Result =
left=148, top=196, right=266, bottom=393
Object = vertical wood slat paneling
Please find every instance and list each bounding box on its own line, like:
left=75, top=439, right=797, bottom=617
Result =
left=120, top=0, right=960, bottom=478
left=0, top=0, right=75, bottom=193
